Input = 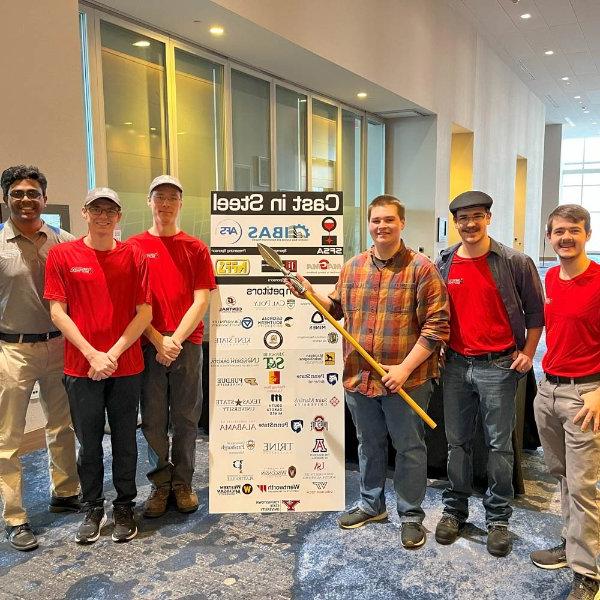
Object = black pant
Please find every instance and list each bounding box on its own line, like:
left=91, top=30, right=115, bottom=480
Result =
left=64, top=374, right=141, bottom=509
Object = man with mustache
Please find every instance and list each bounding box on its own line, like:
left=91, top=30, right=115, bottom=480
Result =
left=530, top=205, right=599, bottom=600
left=435, top=190, right=544, bottom=557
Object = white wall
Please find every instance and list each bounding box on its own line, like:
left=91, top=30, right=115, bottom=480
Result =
left=540, top=124, right=563, bottom=260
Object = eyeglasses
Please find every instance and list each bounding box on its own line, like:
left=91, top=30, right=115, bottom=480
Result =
left=9, top=189, right=42, bottom=200
left=152, top=195, right=180, bottom=204
left=456, top=213, right=487, bottom=226
left=86, top=206, right=120, bottom=217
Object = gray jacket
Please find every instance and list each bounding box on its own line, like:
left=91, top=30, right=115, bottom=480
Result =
left=436, top=238, right=544, bottom=350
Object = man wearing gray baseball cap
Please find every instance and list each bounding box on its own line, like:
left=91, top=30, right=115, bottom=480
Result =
left=45, top=187, right=152, bottom=545
left=128, top=175, right=215, bottom=518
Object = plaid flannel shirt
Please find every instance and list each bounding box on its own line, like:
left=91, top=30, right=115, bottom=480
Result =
left=328, top=242, right=449, bottom=396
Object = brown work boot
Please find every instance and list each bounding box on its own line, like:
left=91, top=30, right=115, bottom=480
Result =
left=143, top=485, right=170, bottom=518
left=172, top=484, right=199, bottom=514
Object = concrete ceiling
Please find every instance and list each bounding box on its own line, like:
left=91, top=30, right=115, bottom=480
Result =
left=449, top=0, right=600, bottom=138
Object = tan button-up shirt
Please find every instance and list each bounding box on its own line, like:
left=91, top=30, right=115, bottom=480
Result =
left=0, top=219, right=74, bottom=334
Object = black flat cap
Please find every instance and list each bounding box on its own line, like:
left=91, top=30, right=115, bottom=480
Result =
left=449, top=190, right=493, bottom=214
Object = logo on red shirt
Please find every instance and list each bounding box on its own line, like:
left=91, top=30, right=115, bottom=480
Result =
left=69, top=266, right=93, bottom=274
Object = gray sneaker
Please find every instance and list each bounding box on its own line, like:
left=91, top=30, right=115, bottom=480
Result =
left=338, top=507, right=388, bottom=529
left=75, top=507, right=107, bottom=544
left=567, top=573, right=599, bottom=600
left=530, top=539, right=568, bottom=570
left=401, top=522, right=426, bottom=548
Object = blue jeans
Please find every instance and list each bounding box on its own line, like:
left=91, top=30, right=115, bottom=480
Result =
left=441, top=351, right=519, bottom=526
left=345, top=380, right=432, bottom=523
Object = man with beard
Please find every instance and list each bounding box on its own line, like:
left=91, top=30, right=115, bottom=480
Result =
left=286, top=195, right=449, bottom=549
left=0, top=165, right=80, bottom=551
left=435, top=190, right=544, bottom=557
left=530, top=204, right=599, bottom=600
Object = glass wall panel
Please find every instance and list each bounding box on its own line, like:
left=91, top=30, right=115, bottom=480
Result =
left=311, top=99, right=337, bottom=192
left=276, top=86, right=307, bottom=191
left=367, top=120, right=385, bottom=202
left=342, top=110, right=362, bottom=258
left=562, top=138, right=584, bottom=164
left=231, top=70, right=270, bottom=190
left=174, top=49, right=224, bottom=242
left=100, top=20, right=168, bottom=239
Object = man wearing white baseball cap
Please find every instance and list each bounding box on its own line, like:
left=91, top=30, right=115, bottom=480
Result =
left=128, top=175, right=215, bottom=518
left=45, top=187, right=152, bottom=545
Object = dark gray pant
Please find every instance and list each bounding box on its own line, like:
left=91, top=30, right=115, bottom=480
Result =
left=64, top=374, right=140, bottom=509
left=140, top=342, right=202, bottom=488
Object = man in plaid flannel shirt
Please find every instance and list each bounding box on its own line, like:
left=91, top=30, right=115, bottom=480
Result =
left=287, top=194, right=449, bottom=549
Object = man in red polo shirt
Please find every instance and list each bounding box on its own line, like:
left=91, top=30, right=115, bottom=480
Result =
left=44, top=187, right=152, bottom=545
left=128, top=175, right=215, bottom=518
left=530, top=204, right=600, bottom=600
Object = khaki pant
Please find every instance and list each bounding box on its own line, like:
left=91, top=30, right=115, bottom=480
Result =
left=534, top=376, right=600, bottom=581
left=0, top=336, right=79, bottom=526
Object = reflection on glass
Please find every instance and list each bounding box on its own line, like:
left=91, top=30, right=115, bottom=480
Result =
left=311, top=99, right=337, bottom=192
left=561, top=186, right=582, bottom=204
left=342, top=110, right=362, bottom=258
left=174, top=49, right=224, bottom=242
left=100, top=20, right=168, bottom=239
left=276, top=87, right=307, bottom=191
left=367, top=121, right=385, bottom=202
left=231, top=70, right=270, bottom=190
left=562, top=138, right=584, bottom=164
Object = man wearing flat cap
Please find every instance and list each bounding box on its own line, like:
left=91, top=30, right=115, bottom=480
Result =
left=45, top=187, right=152, bottom=545
left=434, top=190, right=544, bottom=557
left=128, top=175, right=215, bottom=518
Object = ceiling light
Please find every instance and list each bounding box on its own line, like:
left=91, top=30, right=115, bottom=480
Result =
left=593, top=122, right=597, bottom=125
left=123, top=121, right=133, bottom=126
left=357, top=92, right=368, bottom=99
left=150, top=127, right=157, bottom=132
left=544, top=50, right=554, bottom=55
left=584, top=110, right=590, bottom=113
left=132, top=40, right=150, bottom=47
left=209, top=25, right=224, bottom=36
left=520, top=13, right=531, bottom=19
left=574, top=95, right=581, bottom=99
left=561, top=76, right=570, bottom=81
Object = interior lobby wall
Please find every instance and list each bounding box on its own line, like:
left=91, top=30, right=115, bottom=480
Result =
left=540, top=124, right=563, bottom=261
left=213, top=0, right=546, bottom=261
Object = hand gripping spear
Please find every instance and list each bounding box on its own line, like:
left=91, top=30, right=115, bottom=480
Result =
left=257, top=243, right=437, bottom=429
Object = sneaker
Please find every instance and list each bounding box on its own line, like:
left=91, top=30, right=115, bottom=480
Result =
left=567, top=573, right=599, bottom=600
left=172, top=484, right=199, bottom=514
left=435, top=514, right=461, bottom=545
left=112, top=505, right=137, bottom=543
left=49, top=494, right=81, bottom=513
left=5, top=523, right=38, bottom=551
left=530, top=538, right=568, bottom=570
left=401, top=522, right=426, bottom=548
left=338, top=506, right=388, bottom=529
left=487, top=524, right=512, bottom=557
left=75, top=507, right=107, bottom=544
left=143, top=486, right=170, bottom=518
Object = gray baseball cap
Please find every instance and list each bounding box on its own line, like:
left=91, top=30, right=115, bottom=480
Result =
left=84, top=187, right=122, bottom=208
left=148, top=175, right=183, bottom=195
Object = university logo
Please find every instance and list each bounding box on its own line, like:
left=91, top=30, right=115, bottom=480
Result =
left=271, top=393, right=283, bottom=403
left=242, top=483, right=253, bottom=495
left=327, top=373, right=339, bottom=385
left=244, top=378, right=258, bottom=385
left=258, top=484, right=268, bottom=492
left=312, top=439, right=328, bottom=453
left=268, top=371, right=281, bottom=385
left=284, top=316, right=294, bottom=327
left=264, top=356, right=284, bottom=369
left=288, top=466, right=297, bottom=478
left=312, top=482, right=328, bottom=490
left=246, top=440, right=255, bottom=450
left=324, top=352, right=335, bottom=365
left=264, top=330, right=283, bottom=349
left=311, top=311, right=324, bottom=324
left=286, top=299, right=296, bottom=309
left=241, top=316, right=254, bottom=329
left=311, top=416, right=328, bottom=432
left=327, top=332, right=339, bottom=344
left=290, top=419, right=303, bottom=433
left=330, top=396, right=340, bottom=406
left=282, top=500, right=301, bottom=512
left=314, top=461, right=325, bottom=471
left=233, top=459, right=243, bottom=472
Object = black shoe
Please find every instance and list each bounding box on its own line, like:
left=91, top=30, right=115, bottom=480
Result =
left=435, top=514, right=461, bottom=545
left=75, top=507, right=107, bottom=544
left=49, top=494, right=81, bottom=513
left=112, top=505, right=137, bottom=543
left=487, top=524, right=512, bottom=557
left=530, top=538, right=568, bottom=570
left=567, top=573, right=599, bottom=600
left=5, top=523, right=38, bottom=551
left=401, top=522, right=426, bottom=548
left=338, top=507, right=388, bottom=529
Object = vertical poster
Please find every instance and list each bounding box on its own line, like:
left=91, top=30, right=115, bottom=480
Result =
left=209, top=192, right=345, bottom=513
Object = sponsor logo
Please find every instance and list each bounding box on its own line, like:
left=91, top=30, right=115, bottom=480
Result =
left=233, top=459, right=244, bottom=472
left=248, top=225, right=310, bottom=241
left=214, top=398, right=261, bottom=412
left=322, top=216, right=337, bottom=232
left=282, top=500, right=301, bottom=512
left=244, top=378, right=258, bottom=386
left=216, top=377, right=244, bottom=386
left=216, top=485, right=242, bottom=495
left=311, top=311, right=325, bottom=324
left=327, top=373, right=339, bottom=385
left=247, top=286, right=291, bottom=296
left=312, top=481, right=328, bottom=490
left=210, top=356, right=259, bottom=367
left=330, top=396, right=340, bottom=406
left=264, top=330, right=283, bottom=349
left=284, top=316, right=294, bottom=327
left=256, top=316, right=285, bottom=328
left=288, top=466, right=297, bottom=478
left=220, top=296, right=242, bottom=313
left=256, top=484, right=300, bottom=493
left=242, top=483, right=253, bottom=495
left=306, top=259, right=342, bottom=272
left=327, top=332, right=339, bottom=344
left=261, top=259, right=297, bottom=273
left=290, top=419, right=304, bottom=433
left=145, top=252, right=159, bottom=259
left=311, top=416, right=328, bottom=432
left=69, top=266, right=93, bottom=274
left=215, top=259, right=250, bottom=275
left=294, top=395, right=329, bottom=407
left=241, top=316, right=254, bottom=329
left=268, top=371, right=281, bottom=385
left=322, top=235, right=338, bottom=245
left=271, top=393, right=283, bottom=403
left=312, top=438, right=328, bottom=453
left=258, top=421, right=288, bottom=429
left=214, top=219, right=242, bottom=244
left=264, top=356, right=284, bottom=369
left=214, top=335, right=251, bottom=346
left=316, top=246, right=343, bottom=255
left=286, top=299, right=296, bottom=309
left=259, top=466, right=289, bottom=478
left=324, top=352, right=335, bottom=365
left=263, top=441, right=294, bottom=453
left=219, top=422, right=257, bottom=431
left=220, top=440, right=255, bottom=454
left=227, top=473, right=253, bottom=482
left=314, top=461, right=326, bottom=471
left=295, top=374, right=330, bottom=385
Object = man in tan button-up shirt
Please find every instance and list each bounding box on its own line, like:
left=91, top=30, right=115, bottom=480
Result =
left=0, top=165, right=79, bottom=551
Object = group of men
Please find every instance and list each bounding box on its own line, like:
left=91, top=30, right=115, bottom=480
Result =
left=0, top=164, right=598, bottom=599
left=288, top=191, right=599, bottom=600
left=0, top=165, right=215, bottom=550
